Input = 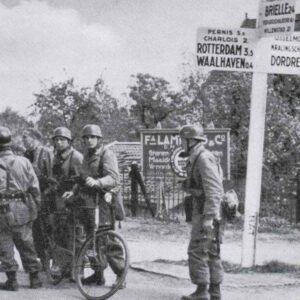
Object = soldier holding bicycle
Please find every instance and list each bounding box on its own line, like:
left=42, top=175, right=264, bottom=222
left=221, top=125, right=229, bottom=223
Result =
left=64, top=124, right=125, bottom=287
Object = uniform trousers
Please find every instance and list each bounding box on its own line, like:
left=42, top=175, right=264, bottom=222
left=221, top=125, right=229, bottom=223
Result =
left=188, top=212, right=223, bottom=285
left=0, top=220, right=41, bottom=273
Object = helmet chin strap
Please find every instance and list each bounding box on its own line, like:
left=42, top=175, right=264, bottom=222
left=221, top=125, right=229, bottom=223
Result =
left=186, top=139, right=201, bottom=154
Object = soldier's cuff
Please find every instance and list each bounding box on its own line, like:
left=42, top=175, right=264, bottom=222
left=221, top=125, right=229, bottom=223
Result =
left=96, top=180, right=104, bottom=189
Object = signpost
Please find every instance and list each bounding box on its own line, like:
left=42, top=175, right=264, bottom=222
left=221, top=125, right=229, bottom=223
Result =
left=196, top=0, right=298, bottom=268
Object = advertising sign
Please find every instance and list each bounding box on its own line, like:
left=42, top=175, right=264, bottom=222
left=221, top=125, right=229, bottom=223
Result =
left=196, top=27, right=257, bottom=72
left=140, top=128, right=230, bottom=180
left=257, top=0, right=296, bottom=37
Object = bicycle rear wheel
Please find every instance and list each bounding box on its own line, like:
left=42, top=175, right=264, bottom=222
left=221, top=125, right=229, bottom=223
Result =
left=74, top=230, right=130, bottom=300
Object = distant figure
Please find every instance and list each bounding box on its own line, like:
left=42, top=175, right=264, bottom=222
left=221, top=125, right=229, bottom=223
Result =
left=129, top=162, right=155, bottom=218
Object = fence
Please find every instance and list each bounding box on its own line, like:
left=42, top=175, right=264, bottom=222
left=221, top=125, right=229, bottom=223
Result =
left=120, top=167, right=186, bottom=219
left=120, top=161, right=299, bottom=223
left=228, top=160, right=298, bottom=223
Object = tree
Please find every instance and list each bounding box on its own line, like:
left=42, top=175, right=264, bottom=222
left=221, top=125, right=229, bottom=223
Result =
left=0, top=107, right=32, bottom=153
left=261, top=74, right=300, bottom=218
left=31, top=77, right=131, bottom=144
left=128, top=73, right=182, bottom=129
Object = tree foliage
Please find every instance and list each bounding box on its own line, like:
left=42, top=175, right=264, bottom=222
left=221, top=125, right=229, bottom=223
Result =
left=0, top=107, right=32, bottom=153
left=31, top=77, right=133, bottom=144
left=180, top=70, right=251, bottom=176
left=128, top=73, right=183, bottom=128
left=261, top=74, right=300, bottom=217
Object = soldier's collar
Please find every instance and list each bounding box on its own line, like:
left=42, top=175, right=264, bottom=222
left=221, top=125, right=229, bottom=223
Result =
left=188, top=143, right=205, bottom=162
left=58, top=147, right=73, bottom=159
left=84, top=144, right=104, bottom=159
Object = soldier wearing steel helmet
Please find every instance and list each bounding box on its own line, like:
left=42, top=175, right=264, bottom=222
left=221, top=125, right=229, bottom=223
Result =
left=179, top=125, right=224, bottom=300
left=22, top=127, right=53, bottom=270
left=49, top=127, right=83, bottom=256
left=0, top=127, right=42, bottom=291
left=51, top=127, right=83, bottom=201
left=65, top=124, right=125, bottom=287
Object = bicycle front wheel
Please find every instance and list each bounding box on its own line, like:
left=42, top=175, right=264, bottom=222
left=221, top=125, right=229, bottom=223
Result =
left=74, top=230, right=130, bottom=300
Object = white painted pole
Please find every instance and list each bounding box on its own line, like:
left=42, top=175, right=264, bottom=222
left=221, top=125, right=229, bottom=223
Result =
left=241, top=71, right=268, bottom=268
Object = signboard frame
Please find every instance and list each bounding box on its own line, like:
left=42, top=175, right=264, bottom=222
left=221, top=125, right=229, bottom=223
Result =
left=140, top=128, right=231, bottom=180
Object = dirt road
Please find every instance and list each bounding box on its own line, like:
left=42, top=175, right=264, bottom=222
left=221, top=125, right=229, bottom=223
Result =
left=2, top=218, right=300, bottom=300
left=0, top=268, right=300, bottom=300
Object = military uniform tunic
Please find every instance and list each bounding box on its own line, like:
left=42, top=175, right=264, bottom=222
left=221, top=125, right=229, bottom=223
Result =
left=26, top=144, right=53, bottom=265
left=0, top=150, right=41, bottom=273
left=184, top=143, right=224, bottom=286
left=77, top=145, right=124, bottom=276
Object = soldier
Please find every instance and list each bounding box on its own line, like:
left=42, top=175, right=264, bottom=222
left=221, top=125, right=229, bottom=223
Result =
left=52, top=127, right=83, bottom=206
left=0, top=127, right=42, bottom=291
left=179, top=125, right=224, bottom=300
left=22, top=128, right=53, bottom=269
left=51, top=127, right=83, bottom=251
left=65, top=124, right=125, bottom=287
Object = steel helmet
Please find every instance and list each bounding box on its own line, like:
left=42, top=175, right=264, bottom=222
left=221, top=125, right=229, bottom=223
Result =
left=81, top=124, right=102, bottom=138
left=52, top=127, right=72, bottom=140
left=179, top=125, right=206, bottom=141
left=0, top=126, right=12, bottom=145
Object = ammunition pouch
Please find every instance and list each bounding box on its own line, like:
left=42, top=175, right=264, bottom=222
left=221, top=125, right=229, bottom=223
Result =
left=0, top=191, right=37, bottom=226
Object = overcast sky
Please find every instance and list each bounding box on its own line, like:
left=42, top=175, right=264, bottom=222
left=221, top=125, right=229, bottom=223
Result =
left=0, top=0, right=266, bottom=114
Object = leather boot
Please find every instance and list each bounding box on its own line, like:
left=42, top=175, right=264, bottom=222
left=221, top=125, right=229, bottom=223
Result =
left=29, top=272, right=43, bottom=289
left=0, top=271, right=19, bottom=291
left=209, top=283, right=221, bottom=300
left=81, top=271, right=105, bottom=285
left=181, top=284, right=209, bottom=300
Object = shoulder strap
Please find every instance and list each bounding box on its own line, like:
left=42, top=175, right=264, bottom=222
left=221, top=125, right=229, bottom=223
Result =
left=190, top=148, right=206, bottom=176
left=97, top=147, right=107, bottom=178
left=67, top=150, right=74, bottom=177
left=0, top=157, right=15, bottom=191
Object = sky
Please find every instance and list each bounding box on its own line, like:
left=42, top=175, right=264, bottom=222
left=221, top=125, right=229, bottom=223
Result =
left=0, top=0, right=267, bottom=115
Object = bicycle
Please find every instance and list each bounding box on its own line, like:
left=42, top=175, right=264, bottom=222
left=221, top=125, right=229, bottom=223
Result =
left=44, top=191, right=130, bottom=300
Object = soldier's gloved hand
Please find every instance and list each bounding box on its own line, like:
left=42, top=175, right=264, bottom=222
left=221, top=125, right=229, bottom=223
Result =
left=202, top=218, right=214, bottom=233
left=85, top=177, right=100, bottom=188
left=62, top=191, right=74, bottom=199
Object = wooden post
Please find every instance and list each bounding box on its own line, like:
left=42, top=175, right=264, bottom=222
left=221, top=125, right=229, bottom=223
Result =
left=241, top=71, right=268, bottom=267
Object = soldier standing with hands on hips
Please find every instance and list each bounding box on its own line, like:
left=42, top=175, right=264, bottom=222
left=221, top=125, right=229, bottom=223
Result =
left=179, top=125, right=224, bottom=300
left=0, top=127, right=42, bottom=291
